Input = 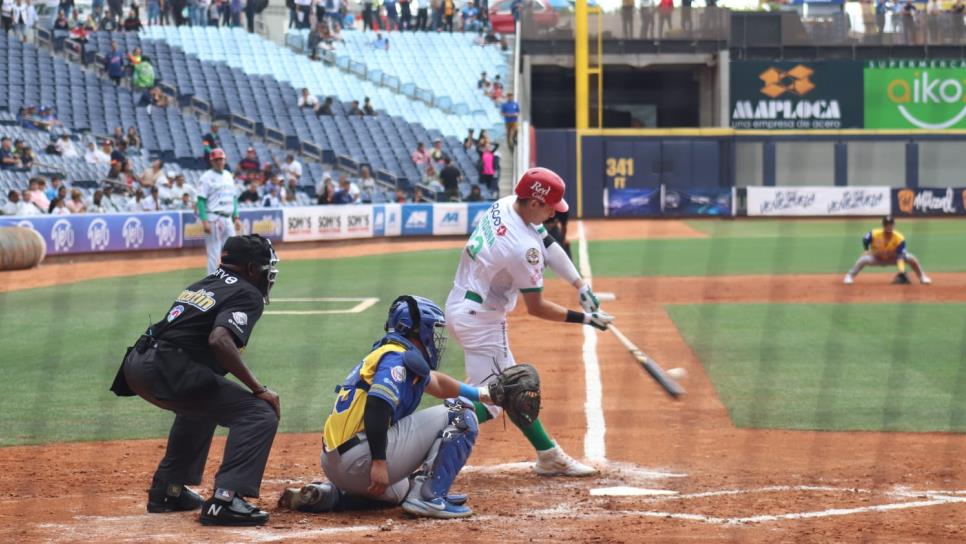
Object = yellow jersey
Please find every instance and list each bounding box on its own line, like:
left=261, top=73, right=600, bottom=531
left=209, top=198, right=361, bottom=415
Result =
left=864, top=228, right=907, bottom=261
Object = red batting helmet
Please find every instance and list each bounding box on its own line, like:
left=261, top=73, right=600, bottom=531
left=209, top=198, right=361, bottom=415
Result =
left=514, top=167, right=569, bottom=213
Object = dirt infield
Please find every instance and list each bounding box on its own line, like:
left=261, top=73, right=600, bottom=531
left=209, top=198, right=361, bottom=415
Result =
left=3, top=221, right=966, bottom=542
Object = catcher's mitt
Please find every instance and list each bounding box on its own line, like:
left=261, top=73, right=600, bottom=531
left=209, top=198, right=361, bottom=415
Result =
left=487, top=364, right=541, bottom=428
left=892, top=272, right=911, bottom=285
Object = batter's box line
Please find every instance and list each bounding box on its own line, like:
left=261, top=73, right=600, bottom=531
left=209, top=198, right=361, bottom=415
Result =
left=265, top=297, right=380, bottom=315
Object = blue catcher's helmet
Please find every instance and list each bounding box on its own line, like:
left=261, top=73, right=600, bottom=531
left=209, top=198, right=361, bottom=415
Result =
left=385, top=295, right=447, bottom=370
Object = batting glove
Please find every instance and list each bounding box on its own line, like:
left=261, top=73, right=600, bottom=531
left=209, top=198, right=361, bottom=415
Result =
left=579, top=284, right=600, bottom=313
left=584, top=311, right=613, bottom=331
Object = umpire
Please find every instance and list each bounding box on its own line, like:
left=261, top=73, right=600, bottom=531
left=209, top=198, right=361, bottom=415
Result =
left=110, top=234, right=281, bottom=527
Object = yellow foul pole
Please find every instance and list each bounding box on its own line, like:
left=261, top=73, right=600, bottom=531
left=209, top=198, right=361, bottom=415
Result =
left=575, top=0, right=589, bottom=130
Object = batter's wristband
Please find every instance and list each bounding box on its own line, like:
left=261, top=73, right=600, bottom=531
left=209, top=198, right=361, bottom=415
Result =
left=565, top=310, right=584, bottom=324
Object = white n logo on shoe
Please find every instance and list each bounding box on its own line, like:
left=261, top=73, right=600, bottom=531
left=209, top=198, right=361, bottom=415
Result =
left=207, top=504, right=222, bottom=516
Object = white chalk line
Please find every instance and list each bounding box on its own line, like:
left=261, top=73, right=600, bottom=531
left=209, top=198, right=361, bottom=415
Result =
left=266, top=297, right=379, bottom=315
left=577, top=220, right=606, bottom=462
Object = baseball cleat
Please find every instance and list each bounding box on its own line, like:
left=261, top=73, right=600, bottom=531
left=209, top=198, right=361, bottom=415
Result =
left=147, top=481, right=204, bottom=513
left=402, top=496, right=473, bottom=518
left=921, top=275, right=932, bottom=284
left=534, top=445, right=597, bottom=477
left=199, top=495, right=269, bottom=526
left=843, top=274, right=854, bottom=285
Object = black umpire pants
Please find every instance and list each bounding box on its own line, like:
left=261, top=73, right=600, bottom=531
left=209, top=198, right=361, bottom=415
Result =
left=123, top=348, right=278, bottom=498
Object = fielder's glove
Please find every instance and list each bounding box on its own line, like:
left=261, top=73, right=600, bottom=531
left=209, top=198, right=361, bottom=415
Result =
left=585, top=311, right=614, bottom=331
left=579, top=284, right=600, bottom=313
left=892, top=272, right=911, bottom=285
left=487, top=364, right=541, bottom=428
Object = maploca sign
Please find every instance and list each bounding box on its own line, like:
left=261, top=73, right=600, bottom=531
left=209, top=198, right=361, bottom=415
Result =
left=730, top=61, right=863, bottom=129
left=864, top=60, right=966, bottom=129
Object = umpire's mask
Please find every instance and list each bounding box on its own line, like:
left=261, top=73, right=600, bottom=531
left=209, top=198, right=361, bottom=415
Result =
left=221, top=234, right=280, bottom=304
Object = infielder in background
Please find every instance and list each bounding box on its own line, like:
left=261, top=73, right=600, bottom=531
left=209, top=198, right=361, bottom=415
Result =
left=198, top=148, right=242, bottom=274
left=844, top=215, right=931, bottom=285
left=446, top=167, right=612, bottom=477
left=279, top=296, right=489, bottom=518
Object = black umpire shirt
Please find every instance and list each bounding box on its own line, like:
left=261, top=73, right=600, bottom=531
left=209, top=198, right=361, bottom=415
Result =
left=151, top=267, right=265, bottom=375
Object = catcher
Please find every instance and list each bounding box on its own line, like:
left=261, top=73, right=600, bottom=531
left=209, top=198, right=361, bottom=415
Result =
left=277, top=295, right=540, bottom=519
left=844, top=216, right=931, bottom=285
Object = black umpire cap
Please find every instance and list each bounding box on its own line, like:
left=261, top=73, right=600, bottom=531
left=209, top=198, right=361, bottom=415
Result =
left=221, top=234, right=275, bottom=267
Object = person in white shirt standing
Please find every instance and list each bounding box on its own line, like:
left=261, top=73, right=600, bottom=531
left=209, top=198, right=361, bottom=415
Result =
left=445, top=167, right=613, bottom=477
left=281, top=154, right=302, bottom=186
left=197, top=148, right=242, bottom=274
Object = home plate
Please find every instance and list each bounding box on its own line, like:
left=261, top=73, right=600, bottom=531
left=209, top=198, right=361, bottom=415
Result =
left=591, top=486, right=678, bottom=497
left=597, top=292, right=616, bottom=301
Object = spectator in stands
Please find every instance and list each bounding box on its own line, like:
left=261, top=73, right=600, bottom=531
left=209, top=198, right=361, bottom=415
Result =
left=66, top=188, right=87, bottom=213
left=333, top=177, right=353, bottom=204
left=2, top=190, right=21, bottom=215
left=901, top=0, right=918, bottom=44
left=103, top=160, right=124, bottom=188
left=49, top=196, right=70, bottom=215
left=414, top=0, right=428, bottom=29
left=281, top=154, right=302, bottom=185
left=172, top=173, right=195, bottom=202
left=89, top=141, right=111, bottom=165
left=295, top=0, right=310, bottom=28
left=284, top=178, right=299, bottom=205
left=147, top=0, right=161, bottom=24
left=358, top=165, right=376, bottom=196
left=439, top=157, right=461, bottom=201
left=620, top=0, right=633, bottom=38
left=127, top=127, right=141, bottom=150
left=87, top=189, right=105, bottom=213
left=430, top=0, right=441, bottom=29
left=370, top=32, right=388, bottom=49
left=384, top=0, right=398, bottom=29
left=104, top=42, right=125, bottom=86
left=175, top=191, right=193, bottom=210
left=466, top=184, right=483, bottom=202
left=477, top=72, right=488, bottom=89
left=235, top=147, right=261, bottom=181
left=363, top=96, right=376, bottom=116
left=207, top=0, right=220, bottom=26
left=11, top=0, right=35, bottom=43
left=1, top=0, right=12, bottom=35
left=656, top=0, right=672, bottom=39
left=411, top=141, right=430, bottom=170
left=317, top=96, right=334, bottom=116
left=0, top=137, right=19, bottom=169
left=362, top=0, right=374, bottom=30
left=55, top=134, right=79, bottom=157
left=35, top=105, right=62, bottom=131
left=46, top=177, right=63, bottom=202
left=477, top=143, right=496, bottom=191
left=339, top=173, right=360, bottom=202
left=123, top=7, right=142, bottom=30
left=399, top=0, right=411, bottom=28
left=442, top=0, right=454, bottom=31
left=348, top=100, right=364, bottom=116
left=463, top=129, right=476, bottom=152
left=429, top=138, right=447, bottom=166
left=394, top=188, right=408, bottom=203
left=26, top=179, right=50, bottom=212
left=53, top=10, right=69, bottom=29
left=262, top=184, right=282, bottom=207
left=317, top=178, right=335, bottom=204
left=489, top=75, right=504, bottom=101
left=953, top=0, right=966, bottom=42
left=143, top=186, right=161, bottom=211
left=202, top=124, right=221, bottom=164
left=112, top=127, right=126, bottom=148
left=18, top=188, right=44, bottom=214
left=132, top=55, right=156, bottom=91
left=110, top=140, right=129, bottom=169
left=239, top=181, right=260, bottom=204
left=501, top=93, right=520, bottom=150
left=307, top=22, right=326, bottom=59
left=298, top=88, right=320, bottom=111
left=141, top=160, right=167, bottom=189
left=330, top=20, right=345, bottom=42
left=229, top=0, right=242, bottom=26
left=412, top=186, right=428, bottom=203
left=146, top=86, right=170, bottom=111
left=100, top=185, right=124, bottom=212
left=99, top=11, right=119, bottom=31
left=17, top=105, right=36, bottom=129
left=18, top=144, right=34, bottom=170
left=459, top=2, right=478, bottom=31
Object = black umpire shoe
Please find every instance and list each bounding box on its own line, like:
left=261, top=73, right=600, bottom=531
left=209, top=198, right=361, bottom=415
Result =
left=147, top=480, right=204, bottom=513
left=199, top=494, right=269, bottom=526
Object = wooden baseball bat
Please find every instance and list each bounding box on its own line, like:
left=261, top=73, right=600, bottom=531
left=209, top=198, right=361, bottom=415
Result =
left=608, top=324, right=685, bottom=399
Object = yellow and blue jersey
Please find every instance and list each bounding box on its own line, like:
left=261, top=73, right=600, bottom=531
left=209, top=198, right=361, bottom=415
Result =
left=863, top=228, right=907, bottom=261
left=322, top=342, right=428, bottom=452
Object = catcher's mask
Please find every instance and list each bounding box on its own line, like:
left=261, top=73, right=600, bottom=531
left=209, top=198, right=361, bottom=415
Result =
left=221, top=234, right=279, bottom=304
left=385, top=295, right=447, bottom=370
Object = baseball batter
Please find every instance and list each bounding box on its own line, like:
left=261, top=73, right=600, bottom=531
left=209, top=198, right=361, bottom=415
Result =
left=446, top=167, right=612, bottom=477
left=278, top=296, right=506, bottom=518
left=197, top=148, right=242, bottom=274
left=844, top=215, right=931, bottom=285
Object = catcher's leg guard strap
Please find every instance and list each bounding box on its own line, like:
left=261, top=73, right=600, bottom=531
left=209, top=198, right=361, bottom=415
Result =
left=424, top=401, right=478, bottom=500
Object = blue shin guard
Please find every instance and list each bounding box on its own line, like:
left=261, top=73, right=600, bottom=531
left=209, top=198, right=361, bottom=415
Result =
left=425, top=400, right=478, bottom=500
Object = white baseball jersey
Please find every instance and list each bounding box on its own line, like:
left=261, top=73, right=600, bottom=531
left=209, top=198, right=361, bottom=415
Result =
left=453, top=196, right=546, bottom=315
left=198, top=169, right=237, bottom=216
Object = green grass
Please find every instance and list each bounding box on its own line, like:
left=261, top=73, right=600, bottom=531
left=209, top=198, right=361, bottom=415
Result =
left=586, top=218, right=966, bottom=276
left=0, top=249, right=465, bottom=447
left=667, top=303, right=966, bottom=432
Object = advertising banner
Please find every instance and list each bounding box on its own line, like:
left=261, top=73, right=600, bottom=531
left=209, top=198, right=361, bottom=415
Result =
left=604, top=188, right=662, bottom=217
left=372, top=204, right=402, bottom=237
left=432, top=203, right=468, bottom=236
left=401, top=204, right=433, bottom=236
left=0, top=211, right=182, bottom=255
left=747, top=187, right=891, bottom=216
left=662, top=188, right=733, bottom=217
left=865, top=60, right=966, bottom=129
left=730, top=61, right=863, bottom=129
left=892, top=187, right=966, bottom=216
left=468, top=202, right=493, bottom=234
left=281, top=205, right=374, bottom=242
left=183, top=209, right=284, bottom=248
